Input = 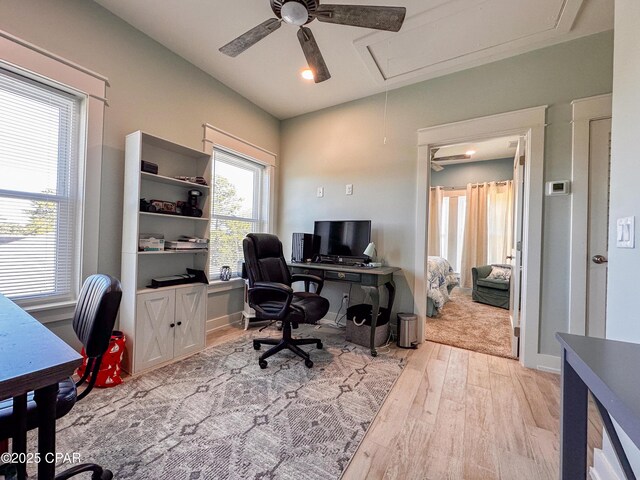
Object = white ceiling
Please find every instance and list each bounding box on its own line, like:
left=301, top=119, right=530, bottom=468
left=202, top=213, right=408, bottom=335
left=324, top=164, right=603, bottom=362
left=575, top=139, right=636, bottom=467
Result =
left=95, top=0, right=613, bottom=119
left=433, top=135, right=519, bottom=164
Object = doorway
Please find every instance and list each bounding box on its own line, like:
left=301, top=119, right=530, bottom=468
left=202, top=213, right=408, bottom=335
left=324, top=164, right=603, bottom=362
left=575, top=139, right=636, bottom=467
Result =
left=415, top=106, right=548, bottom=369
left=425, top=135, right=522, bottom=358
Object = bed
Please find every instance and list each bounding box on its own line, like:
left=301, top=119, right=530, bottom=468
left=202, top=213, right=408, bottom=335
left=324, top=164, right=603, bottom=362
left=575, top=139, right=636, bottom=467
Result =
left=427, top=256, right=459, bottom=317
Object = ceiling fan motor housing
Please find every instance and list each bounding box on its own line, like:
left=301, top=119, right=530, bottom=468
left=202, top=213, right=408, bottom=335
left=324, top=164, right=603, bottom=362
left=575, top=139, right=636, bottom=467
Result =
left=271, top=0, right=318, bottom=25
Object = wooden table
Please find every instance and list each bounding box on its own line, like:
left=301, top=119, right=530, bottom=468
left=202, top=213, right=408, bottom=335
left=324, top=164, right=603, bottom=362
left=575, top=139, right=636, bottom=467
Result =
left=557, top=333, right=640, bottom=480
left=289, top=263, right=400, bottom=356
left=0, top=294, right=82, bottom=480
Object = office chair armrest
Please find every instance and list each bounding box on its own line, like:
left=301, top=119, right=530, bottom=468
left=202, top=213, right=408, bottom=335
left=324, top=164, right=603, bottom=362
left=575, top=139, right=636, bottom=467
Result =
left=54, top=463, right=112, bottom=479
left=291, top=274, right=325, bottom=294
left=248, top=282, right=293, bottom=320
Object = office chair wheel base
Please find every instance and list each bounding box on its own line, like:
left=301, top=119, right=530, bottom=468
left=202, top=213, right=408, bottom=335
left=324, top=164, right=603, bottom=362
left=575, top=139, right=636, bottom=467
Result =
left=316, top=341, right=323, bottom=349
left=305, top=359, right=314, bottom=368
left=259, top=360, right=268, bottom=369
left=253, top=341, right=261, bottom=350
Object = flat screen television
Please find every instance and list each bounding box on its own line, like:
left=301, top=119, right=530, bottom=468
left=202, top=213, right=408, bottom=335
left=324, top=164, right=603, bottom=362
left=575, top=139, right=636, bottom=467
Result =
left=313, top=220, right=371, bottom=262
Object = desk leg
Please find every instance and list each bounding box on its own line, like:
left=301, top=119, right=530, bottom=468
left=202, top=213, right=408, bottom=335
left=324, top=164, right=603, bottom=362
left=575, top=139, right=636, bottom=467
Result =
left=560, top=350, right=588, bottom=479
left=385, top=279, right=396, bottom=313
left=361, top=286, right=380, bottom=357
left=34, top=384, right=58, bottom=479
left=12, top=393, right=27, bottom=480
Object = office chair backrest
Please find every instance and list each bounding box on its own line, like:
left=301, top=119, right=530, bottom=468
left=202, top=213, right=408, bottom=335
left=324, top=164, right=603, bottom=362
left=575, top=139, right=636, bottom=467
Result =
left=243, top=233, right=292, bottom=287
left=73, top=274, right=122, bottom=359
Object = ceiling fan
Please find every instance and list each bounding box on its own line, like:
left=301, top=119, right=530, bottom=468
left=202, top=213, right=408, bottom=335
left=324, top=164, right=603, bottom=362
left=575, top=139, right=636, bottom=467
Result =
left=219, top=0, right=407, bottom=83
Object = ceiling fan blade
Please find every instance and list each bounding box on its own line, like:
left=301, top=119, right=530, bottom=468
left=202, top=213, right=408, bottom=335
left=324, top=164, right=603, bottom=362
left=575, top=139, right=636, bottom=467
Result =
left=297, top=27, right=331, bottom=83
left=314, top=5, right=406, bottom=32
left=219, top=18, right=282, bottom=57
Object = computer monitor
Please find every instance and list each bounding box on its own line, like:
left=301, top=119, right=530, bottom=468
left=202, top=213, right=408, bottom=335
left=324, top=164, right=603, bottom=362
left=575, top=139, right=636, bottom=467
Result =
left=313, top=220, right=371, bottom=262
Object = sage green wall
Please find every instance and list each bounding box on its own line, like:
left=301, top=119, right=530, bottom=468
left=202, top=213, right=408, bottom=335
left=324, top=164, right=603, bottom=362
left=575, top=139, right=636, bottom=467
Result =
left=0, top=0, right=279, bottom=332
left=279, top=31, right=614, bottom=356
left=431, top=158, right=514, bottom=188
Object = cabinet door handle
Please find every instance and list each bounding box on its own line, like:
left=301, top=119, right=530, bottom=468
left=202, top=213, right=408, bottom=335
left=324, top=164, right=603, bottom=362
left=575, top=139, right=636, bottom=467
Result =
left=170, top=323, right=175, bottom=328
left=177, top=321, right=182, bottom=326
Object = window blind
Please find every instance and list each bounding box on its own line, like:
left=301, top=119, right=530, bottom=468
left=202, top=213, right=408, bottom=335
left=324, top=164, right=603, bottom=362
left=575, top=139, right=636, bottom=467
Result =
left=210, top=149, right=264, bottom=277
left=0, top=68, right=80, bottom=302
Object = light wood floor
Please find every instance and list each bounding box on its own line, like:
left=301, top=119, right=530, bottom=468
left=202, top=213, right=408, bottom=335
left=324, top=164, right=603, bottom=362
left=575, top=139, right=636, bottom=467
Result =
left=207, top=324, right=602, bottom=480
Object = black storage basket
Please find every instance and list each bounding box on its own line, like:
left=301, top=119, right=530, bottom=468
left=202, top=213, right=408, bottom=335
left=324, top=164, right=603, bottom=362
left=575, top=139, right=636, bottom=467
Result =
left=345, top=304, right=390, bottom=348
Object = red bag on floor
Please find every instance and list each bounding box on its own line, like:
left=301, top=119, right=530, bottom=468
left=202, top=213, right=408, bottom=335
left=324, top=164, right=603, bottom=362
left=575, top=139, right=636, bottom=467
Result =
left=76, top=330, right=125, bottom=388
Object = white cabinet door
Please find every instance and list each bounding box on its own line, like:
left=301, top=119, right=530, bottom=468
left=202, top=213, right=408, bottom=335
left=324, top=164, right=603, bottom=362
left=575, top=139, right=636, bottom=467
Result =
left=174, top=285, right=206, bottom=358
left=135, top=290, right=175, bottom=372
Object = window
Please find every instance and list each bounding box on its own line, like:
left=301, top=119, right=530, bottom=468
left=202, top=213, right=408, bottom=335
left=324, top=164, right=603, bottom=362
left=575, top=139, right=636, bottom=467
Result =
left=439, top=190, right=466, bottom=273
left=210, top=149, right=266, bottom=278
left=0, top=68, right=81, bottom=302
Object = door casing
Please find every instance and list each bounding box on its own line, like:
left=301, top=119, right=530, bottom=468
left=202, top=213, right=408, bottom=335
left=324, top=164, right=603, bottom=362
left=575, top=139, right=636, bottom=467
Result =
left=416, top=106, right=549, bottom=370
left=568, top=94, right=613, bottom=336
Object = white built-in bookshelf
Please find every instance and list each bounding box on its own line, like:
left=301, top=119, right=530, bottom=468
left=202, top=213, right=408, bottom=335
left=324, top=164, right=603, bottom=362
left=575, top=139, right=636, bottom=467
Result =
left=120, top=131, right=211, bottom=374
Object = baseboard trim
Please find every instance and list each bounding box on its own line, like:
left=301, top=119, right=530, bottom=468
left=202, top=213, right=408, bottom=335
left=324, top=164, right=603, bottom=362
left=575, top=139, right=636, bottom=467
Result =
left=525, top=353, right=560, bottom=373
left=590, top=448, right=623, bottom=480
left=206, top=312, right=243, bottom=334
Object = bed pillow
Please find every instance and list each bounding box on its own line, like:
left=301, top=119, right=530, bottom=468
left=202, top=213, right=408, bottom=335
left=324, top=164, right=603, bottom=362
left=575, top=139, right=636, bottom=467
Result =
left=487, top=266, right=511, bottom=281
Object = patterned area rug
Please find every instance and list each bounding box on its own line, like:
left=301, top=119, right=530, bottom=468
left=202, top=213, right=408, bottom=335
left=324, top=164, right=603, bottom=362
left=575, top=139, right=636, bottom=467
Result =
left=425, top=288, right=515, bottom=359
left=52, top=326, right=403, bottom=479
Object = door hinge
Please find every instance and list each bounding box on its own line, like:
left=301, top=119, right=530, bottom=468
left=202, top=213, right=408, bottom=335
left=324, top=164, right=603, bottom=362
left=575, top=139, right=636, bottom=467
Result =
left=516, top=241, right=522, bottom=251
left=514, top=326, right=520, bottom=337
left=519, top=155, right=525, bottom=166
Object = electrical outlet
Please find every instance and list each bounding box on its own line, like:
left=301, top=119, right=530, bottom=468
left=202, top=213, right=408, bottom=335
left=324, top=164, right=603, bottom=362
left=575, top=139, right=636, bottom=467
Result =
left=346, top=184, right=353, bottom=195
left=316, top=187, right=324, bottom=198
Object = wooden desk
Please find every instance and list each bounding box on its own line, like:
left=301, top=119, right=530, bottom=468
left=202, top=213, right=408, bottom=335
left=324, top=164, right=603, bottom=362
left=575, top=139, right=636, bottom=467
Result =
left=289, top=263, right=400, bottom=357
left=0, top=294, right=82, bottom=480
left=557, top=333, right=640, bottom=480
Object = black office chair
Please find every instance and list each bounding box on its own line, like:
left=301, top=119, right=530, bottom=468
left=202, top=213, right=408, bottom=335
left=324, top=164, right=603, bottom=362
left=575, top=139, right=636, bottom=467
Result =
left=0, top=274, right=122, bottom=480
left=243, top=233, right=330, bottom=369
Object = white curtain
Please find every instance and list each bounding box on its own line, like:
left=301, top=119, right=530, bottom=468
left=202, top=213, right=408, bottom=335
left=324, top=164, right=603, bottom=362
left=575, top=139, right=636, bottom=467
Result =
left=428, top=186, right=444, bottom=256
left=460, top=183, right=488, bottom=288
left=487, top=181, right=514, bottom=265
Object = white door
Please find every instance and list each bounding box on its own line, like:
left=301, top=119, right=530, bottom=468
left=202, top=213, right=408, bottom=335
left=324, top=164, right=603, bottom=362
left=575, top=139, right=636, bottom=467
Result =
left=586, top=118, right=612, bottom=338
left=135, top=290, right=175, bottom=372
left=174, top=285, right=206, bottom=358
left=509, top=137, right=525, bottom=357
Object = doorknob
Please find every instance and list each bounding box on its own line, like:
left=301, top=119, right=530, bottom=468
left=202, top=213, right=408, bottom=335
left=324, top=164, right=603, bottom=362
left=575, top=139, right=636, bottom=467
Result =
left=506, top=255, right=514, bottom=260
left=592, top=255, right=608, bottom=264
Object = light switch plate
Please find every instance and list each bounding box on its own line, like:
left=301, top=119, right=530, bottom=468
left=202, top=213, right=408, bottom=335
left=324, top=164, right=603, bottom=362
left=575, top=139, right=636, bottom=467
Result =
left=316, top=187, right=324, bottom=198
left=616, top=216, right=635, bottom=248
left=346, top=184, right=353, bottom=195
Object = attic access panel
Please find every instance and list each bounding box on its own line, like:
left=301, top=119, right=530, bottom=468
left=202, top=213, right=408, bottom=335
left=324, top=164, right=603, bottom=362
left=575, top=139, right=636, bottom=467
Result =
left=356, top=0, right=584, bottom=83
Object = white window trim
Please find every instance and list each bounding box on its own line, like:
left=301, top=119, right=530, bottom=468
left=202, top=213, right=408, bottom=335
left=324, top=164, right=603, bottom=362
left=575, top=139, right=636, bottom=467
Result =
left=203, top=124, right=277, bottom=293
left=0, top=29, right=108, bottom=313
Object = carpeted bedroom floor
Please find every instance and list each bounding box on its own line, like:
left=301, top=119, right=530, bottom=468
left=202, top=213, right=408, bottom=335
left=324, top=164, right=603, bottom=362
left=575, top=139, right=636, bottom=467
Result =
left=425, top=288, right=516, bottom=359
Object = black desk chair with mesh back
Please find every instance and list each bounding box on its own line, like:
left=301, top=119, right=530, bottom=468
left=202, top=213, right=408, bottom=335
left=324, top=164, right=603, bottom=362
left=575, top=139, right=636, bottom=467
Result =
left=0, top=274, right=122, bottom=480
left=243, top=233, right=330, bottom=369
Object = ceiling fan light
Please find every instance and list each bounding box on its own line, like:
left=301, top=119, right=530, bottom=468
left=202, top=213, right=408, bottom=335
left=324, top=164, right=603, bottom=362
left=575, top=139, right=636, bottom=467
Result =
left=301, top=68, right=314, bottom=80
left=281, top=2, right=309, bottom=25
